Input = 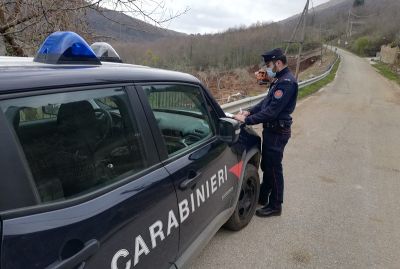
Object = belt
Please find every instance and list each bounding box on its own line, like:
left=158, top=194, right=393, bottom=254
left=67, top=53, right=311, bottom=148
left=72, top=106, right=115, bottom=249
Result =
left=263, top=120, right=292, bottom=129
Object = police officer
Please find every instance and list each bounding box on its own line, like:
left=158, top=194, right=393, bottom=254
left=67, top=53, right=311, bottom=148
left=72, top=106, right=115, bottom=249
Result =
left=234, top=48, right=298, bottom=217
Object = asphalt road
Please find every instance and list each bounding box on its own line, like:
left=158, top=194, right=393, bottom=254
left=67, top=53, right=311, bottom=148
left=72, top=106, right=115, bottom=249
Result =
left=190, top=48, right=400, bottom=269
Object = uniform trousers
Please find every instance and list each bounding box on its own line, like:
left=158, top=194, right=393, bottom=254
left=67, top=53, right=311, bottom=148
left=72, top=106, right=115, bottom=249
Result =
left=259, top=127, right=291, bottom=207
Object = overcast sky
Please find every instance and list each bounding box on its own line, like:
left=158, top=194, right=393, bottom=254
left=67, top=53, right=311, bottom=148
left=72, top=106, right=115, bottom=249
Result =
left=164, top=0, right=331, bottom=34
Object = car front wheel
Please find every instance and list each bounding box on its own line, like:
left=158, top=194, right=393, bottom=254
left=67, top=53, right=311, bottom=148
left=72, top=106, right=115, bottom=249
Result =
left=224, top=163, right=260, bottom=231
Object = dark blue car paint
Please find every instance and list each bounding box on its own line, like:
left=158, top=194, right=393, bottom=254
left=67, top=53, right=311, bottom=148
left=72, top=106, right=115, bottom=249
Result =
left=163, top=138, right=239, bottom=256
left=1, top=166, right=179, bottom=269
left=172, top=129, right=261, bottom=269
left=0, top=61, right=261, bottom=269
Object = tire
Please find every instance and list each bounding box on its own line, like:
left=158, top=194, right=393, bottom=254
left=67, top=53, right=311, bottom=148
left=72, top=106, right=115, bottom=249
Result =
left=224, top=163, right=260, bottom=231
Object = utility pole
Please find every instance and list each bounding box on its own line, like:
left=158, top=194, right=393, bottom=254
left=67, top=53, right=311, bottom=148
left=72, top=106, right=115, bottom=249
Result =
left=284, top=0, right=310, bottom=79
left=295, top=0, right=309, bottom=80
left=285, top=0, right=308, bottom=54
left=346, top=10, right=351, bottom=40
left=285, top=14, right=303, bottom=54
left=189, top=34, right=193, bottom=65
left=320, top=24, right=323, bottom=64
left=347, top=3, right=368, bottom=40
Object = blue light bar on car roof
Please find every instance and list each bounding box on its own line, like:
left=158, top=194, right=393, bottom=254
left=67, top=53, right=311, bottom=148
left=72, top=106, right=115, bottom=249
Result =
left=34, top=31, right=101, bottom=65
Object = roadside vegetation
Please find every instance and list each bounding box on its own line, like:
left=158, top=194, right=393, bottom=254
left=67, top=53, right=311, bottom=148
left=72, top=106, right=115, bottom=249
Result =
left=372, top=62, right=400, bottom=86
left=298, top=57, right=341, bottom=99
left=349, top=36, right=399, bottom=57
left=338, top=0, right=400, bottom=57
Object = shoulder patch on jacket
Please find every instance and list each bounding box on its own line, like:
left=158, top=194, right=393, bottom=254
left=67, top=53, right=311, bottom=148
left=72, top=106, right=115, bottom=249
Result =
left=274, top=89, right=284, bottom=99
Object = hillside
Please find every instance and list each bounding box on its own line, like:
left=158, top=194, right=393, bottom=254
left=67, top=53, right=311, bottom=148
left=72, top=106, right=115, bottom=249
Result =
left=310, top=0, right=400, bottom=55
left=280, top=0, right=351, bottom=29
left=87, top=0, right=400, bottom=58
left=86, top=8, right=185, bottom=42
left=86, top=1, right=352, bottom=48
left=314, top=0, right=348, bottom=11
left=115, top=0, right=400, bottom=68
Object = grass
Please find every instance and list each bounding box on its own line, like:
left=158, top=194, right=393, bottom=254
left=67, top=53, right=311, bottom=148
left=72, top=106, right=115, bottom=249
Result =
left=372, top=62, right=400, bottom=85
left=298, top=58, right=341, bottom=99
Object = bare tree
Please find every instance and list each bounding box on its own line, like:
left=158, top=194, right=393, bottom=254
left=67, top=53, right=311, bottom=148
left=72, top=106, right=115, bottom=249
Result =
left=0, top=0, right=187, bottom=56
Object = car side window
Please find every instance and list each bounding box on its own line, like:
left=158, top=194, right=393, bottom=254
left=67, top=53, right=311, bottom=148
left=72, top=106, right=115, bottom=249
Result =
left=0, top=87, right=148, bottom=203
left=142, top=84, right=214, bottom=156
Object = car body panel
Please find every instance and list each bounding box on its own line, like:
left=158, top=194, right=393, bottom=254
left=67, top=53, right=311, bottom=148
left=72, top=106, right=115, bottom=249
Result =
left=163, top=138, right=240, bottom=255
left=1, top=166, right=179, bottom=269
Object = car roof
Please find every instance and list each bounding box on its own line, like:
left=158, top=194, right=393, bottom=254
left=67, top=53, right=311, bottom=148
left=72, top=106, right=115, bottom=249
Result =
left=0, top=56, right=200, bottom=93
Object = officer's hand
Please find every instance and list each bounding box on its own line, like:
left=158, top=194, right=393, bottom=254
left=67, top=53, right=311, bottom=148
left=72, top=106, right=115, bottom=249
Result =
left=240, top=110, right=250, bottom=116
left=234, top=114, right=246, bottom=123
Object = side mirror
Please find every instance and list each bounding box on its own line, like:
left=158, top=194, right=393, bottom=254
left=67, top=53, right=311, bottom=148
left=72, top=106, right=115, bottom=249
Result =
left=218, top=117, right=241, bottom=144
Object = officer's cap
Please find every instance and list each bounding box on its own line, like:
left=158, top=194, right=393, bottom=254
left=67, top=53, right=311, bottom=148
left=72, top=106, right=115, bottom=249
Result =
left=262, top=48, right=284, bottom=63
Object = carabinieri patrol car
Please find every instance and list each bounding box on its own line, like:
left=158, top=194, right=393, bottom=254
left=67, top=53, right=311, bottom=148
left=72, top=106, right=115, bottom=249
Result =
left=0, top=32, right=261, bottom=269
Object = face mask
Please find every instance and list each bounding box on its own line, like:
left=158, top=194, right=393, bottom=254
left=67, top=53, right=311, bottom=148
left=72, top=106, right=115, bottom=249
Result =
left=266, top=67, right=276, bottom=78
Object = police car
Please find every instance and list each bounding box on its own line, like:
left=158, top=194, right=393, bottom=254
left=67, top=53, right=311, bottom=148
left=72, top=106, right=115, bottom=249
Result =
left=0, top=32, right=261, bottom=269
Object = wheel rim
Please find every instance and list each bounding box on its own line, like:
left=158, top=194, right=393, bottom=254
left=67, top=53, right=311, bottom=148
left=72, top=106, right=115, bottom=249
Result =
left=237, top=176, right=256, bottom=220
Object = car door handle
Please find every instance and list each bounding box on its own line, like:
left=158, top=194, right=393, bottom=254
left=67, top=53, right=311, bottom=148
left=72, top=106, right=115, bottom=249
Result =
left=46, top=239, right=100, bottom=269
left=179, top=170, right=201, bottom=190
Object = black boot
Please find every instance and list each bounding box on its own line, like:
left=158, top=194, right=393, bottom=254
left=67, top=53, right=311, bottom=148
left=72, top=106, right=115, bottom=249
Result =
left=256, top=204, right=282, bottom=217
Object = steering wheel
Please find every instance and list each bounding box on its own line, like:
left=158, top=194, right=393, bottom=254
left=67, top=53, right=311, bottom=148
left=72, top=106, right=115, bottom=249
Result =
left=94, top=108, right=113, bottom=142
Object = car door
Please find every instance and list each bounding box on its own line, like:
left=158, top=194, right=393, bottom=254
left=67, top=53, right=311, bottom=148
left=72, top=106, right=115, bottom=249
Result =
left=137, top=83, right=241, bottom=255
left=0, top=85, right=179, bottom=269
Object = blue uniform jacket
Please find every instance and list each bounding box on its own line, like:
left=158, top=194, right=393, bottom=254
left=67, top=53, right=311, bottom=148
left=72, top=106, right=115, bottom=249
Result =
left=245, top=67, right=298, bottom=125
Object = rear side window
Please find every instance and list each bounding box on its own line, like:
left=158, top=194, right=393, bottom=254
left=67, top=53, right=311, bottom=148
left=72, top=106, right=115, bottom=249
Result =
left=0, top=88, right=148, bottom=203
left=143, top=84, right=214, bottom=156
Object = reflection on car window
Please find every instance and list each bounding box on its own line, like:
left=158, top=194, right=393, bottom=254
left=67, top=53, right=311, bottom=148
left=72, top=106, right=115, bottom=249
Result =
left=0, top=88, right=148, bottom=203
left=143, top=84, right=214, bottom=156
